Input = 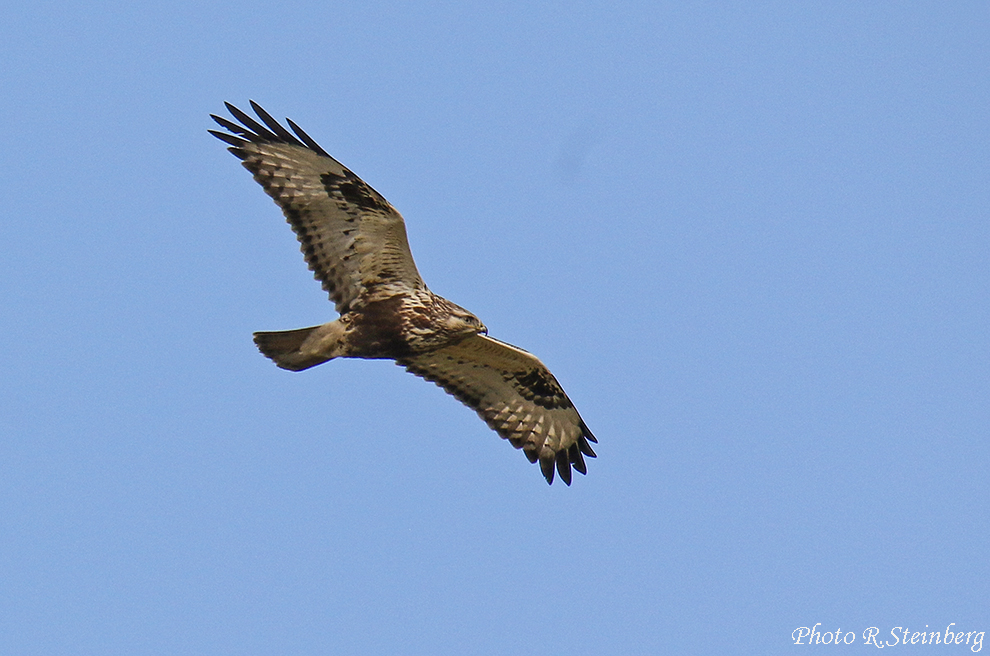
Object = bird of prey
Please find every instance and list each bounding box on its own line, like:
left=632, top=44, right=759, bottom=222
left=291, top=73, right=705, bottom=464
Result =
left=210, top=101, right=597, bottom=485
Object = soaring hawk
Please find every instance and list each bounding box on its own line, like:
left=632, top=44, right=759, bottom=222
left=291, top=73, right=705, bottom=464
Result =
left=210, top=101, right=597, bottom=485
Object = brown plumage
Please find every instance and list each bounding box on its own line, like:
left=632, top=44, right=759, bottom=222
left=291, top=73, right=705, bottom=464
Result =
left=210, top=101, right=596, bottom=485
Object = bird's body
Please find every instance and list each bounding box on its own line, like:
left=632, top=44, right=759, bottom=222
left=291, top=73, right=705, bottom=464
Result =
left=211, top=101, right=596, bottom=484
left=253, top=291, right=483, bottom=369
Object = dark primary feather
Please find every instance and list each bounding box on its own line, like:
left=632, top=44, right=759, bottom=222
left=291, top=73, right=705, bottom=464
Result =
left=224, top=101, right=281, bottom=142
left=286, top=118, right=332, bottom=157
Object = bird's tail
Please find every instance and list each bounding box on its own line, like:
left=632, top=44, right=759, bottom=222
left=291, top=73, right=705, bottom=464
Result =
left=253, top=326, right=332, bottom=371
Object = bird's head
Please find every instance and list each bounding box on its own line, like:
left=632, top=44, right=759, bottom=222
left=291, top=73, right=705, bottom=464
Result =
left=443, top=302, right=488, bottom=338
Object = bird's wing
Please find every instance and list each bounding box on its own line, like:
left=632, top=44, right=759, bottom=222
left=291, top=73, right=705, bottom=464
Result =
left=397, top=334, right=597, bottom=485
left=210, top=101, right=425, bottom=313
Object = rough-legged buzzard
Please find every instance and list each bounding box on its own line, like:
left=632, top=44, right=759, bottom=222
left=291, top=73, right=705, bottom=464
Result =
left=210, top=101, right=597, bottom=485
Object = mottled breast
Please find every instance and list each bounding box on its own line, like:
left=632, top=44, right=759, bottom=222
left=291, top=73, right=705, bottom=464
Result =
left=345, top=291, right=473, bottom=359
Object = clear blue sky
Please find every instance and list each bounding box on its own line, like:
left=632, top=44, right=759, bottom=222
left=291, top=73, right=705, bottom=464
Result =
left=1, top=2, right=987, bottom=654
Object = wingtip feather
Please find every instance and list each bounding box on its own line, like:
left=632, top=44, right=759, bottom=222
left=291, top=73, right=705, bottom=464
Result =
left=555, top=449, right=573, bottom=486
left=286, top=117, right=331, bottom=157
left=578, top=435, right=597, bottom=458
left=208, top=129, right=248, bottom=148
left=249, top=100, right=304, bottom=146
left=224, top=102, right=278, bottom=141
left=570, top=444, right=587, bottom=475
left=539, top=455, right=555, bottom=485
left=212, top=101, right=332, bottom=159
